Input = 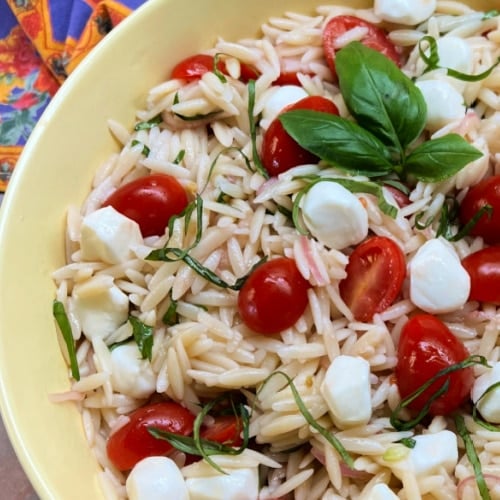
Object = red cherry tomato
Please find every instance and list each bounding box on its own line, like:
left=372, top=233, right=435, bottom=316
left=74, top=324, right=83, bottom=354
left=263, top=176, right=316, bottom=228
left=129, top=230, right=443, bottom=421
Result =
left=201, top=415, right=243, bottom=446
left=462, top=246, right=500, bottom=304
left=459, top=175, right=500, bottom=245
left=106, top=402, right=195, bottom=471
left=171, top=54, right=218, bottom=81
left=261, top=95, right=339, bottom=177
left=322, top=15, right=401, bottom=80
left=238, top=257, right=310, bottom=334
left=339, top=236, right=406, bottom=322
left=274, top=71, right=314, bottom=86
left=102, top=174, right=188, bottom=237
left=395, top=314, right=474, bottom=416
left=238, top=63, right=260, bottom=83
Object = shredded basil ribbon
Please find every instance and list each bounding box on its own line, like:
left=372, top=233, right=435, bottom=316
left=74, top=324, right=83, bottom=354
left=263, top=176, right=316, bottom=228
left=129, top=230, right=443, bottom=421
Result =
left=134, top=114, right=162, bottom=131
left=247, top=80, right=269, bottom=179
left=52, top=300, right=80, bottom=381
left=149, top=394, right=250, bottom=474
left=473, top=381, right=500, bottom=432
left=415, top=200, right=492, bottom=242
left=162, top=290, right=178, bottom=326
left=419, top=35, right=500, bottom=82
left=280, top=42, right=482, bottom=184
left=292, top=176, right=397, bottom=234
left=130, top=139, right=150, bottom=157
left=147, top=194, right=267, bottom=290
left=390, top=355, right=490, bottom=431
left=259, top=371, right=355, bottom=469
left=213, top=53, right=228, bottom=83
left=173, top=149, right=185, bottom=164
left=455, top=414, right=491, bottom=500
left=129, top=316, right=154, bottom=361
left=484, top=10, right=500, bottom=20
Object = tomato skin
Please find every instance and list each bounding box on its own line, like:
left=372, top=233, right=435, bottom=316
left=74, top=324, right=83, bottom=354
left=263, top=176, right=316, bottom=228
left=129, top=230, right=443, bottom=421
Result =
left=201, top=415, right=243, bottom=446
left=339, top=236, right=406, bottom=322
left=459, top=175, right=500, bottom=245
left=322, top=15, right=401, bottom=79
left=102, top=174, right=188, bottom=237
left=384, top=185, right=411, bottom=208
left=462, top=246, right=500, bottom=304
left=106, top=402, right=195, bottom=471
left=238, top=257, right=310, bottom=334
left=395, top=314, right=473, bottom=416
left=273, top=71, right=314, bottom=86
left=171, top=54, right=217, bottom=81
left=261, top=95, right=339, bottom=177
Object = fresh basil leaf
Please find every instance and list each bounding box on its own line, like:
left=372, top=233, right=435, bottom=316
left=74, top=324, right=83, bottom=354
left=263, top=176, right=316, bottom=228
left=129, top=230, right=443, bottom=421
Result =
left=162, top=292, right=178, bottom=326
left=173, top=149, right=185, bottom=164
left=52, top=300, right=80, bottom=381
left=130, top=139, right=150, bottom=157
left=247, top=80, right=269, bottom=179
left=336, top=42, right=427, bottom=153
left=404, top=134, right=483, bottom=182
left=279, top=110, right=394, bottom=177
left=484, top=10, right=500, bottom=20
left=129, top=316, right=154, bottom=361
left=174, top=111, right=221, bottom=122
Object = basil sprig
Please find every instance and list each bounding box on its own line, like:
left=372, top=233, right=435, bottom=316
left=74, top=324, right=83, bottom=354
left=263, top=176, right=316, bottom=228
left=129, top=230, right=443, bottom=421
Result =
left=52, top=300, right=80, bottom=381
left=280, top=42, right=482, bottom=183
left=390, top=355, right=490, bottom=431
left=134, top=114, right=162, bottom=131
left=473, top=381, right=500, bottom=432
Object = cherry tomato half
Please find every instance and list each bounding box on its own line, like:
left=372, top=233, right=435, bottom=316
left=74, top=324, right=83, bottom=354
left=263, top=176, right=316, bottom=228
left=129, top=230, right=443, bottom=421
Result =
left=171, top=54, right=219, bottom=81
left=462, top=246, right=500, bottom=305
left=459, top=175, right=500, bottom=245
left=261, top=95, right=339, bottom=177
left=322, top=15, right=401, bottom=80
left=102, top=173, right=188, bottom=237
left=339, top=236, right=406, bottom=322
left=395, top=314, right=474, bottom=416
left=273, top=71, right=314, bottom=86
left=106, top=402, right=195, bottom=471
left=238, top=257, right=310, bottom=334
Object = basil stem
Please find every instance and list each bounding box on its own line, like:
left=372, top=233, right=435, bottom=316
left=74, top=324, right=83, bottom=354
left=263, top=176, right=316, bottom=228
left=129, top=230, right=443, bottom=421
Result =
left=130, top=139, right=150, bottom=157
left=390, top=355, right=490, bottom=431
left=455, top=414, right=491, bottom=500
left=134, top=114, right=162, bottom=131
left=259, top=371, right=354, bottom=468
left=149, top=394, right=250, bottom=474
left=419, top=35, right=500, bottom=82
left=129, top=316, right=154, bottom=361
left=446, top=204, right=493, bottom=242
left=52, top=300, right=80, bottom=381
left=472, top=381, right=500, bottom=432
left=247, top=80, right=269, bottom=179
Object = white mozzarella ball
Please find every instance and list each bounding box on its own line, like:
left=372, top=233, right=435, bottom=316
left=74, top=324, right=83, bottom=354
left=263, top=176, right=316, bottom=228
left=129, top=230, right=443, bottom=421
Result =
left=409, top=238, right=470, bottom=314
left=72, top=275, right=129, bottom=341
left=415, top=79, right=466, bottom=131
left=374, top=0, right=436, bottom=25
left=320, top=355, right=372, bottom=429
left=261, top=85, right=308, bottom=125
left=185, top=466, right=259, bottom=500
left=80, top=206, right=143, bottom=264
left=110, top=343, right=156, bottom=399
left=301, top=181, right=368, bottom=250
left=471, top=362, right=500, bottom=423
left=126, top=456, right=189, bottom=500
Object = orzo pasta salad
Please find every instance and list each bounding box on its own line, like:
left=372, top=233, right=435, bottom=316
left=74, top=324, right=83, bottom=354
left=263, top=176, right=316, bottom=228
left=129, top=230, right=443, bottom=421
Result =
left=52, top=1, right=500, bottom=498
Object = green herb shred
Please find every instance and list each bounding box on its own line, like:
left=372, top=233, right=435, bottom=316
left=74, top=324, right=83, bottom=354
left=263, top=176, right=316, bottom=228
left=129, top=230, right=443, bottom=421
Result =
left=52, top=300, right=80, bottom=381
left=134, top=114, right=162, bottom=131
left=129, top=316, right=154, bottom=361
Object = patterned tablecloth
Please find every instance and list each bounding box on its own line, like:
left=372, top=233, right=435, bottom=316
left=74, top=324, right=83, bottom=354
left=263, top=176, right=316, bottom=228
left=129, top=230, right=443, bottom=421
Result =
left=0, top=0, right=148, bottom=193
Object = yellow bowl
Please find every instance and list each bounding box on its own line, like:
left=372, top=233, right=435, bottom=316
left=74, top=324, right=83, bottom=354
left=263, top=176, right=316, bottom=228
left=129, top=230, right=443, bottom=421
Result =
left=0, top=0, right=496, bottom=498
